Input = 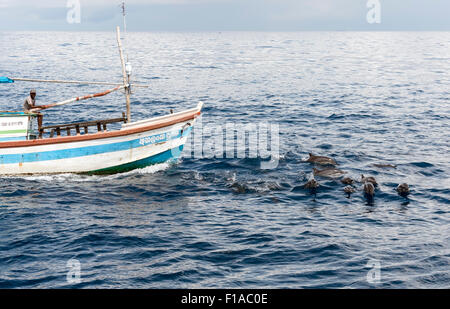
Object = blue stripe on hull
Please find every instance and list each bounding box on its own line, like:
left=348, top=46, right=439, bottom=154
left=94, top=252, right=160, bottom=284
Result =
left=0, top=137, right=27, bottom=142
left=0, top=127, right=192, bottom=165
left=88, top=145, right=184, bottom=174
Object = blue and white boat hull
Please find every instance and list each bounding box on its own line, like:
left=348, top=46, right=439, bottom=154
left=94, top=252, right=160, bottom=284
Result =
left=0, top=103, right=202, bottom=175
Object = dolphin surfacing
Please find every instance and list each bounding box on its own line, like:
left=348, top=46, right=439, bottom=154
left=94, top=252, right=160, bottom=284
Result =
left=306, top=153, right=338, bottom=166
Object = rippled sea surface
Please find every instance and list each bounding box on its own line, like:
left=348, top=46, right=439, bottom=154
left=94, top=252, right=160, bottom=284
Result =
left=0, top=31, right=449, bottom=288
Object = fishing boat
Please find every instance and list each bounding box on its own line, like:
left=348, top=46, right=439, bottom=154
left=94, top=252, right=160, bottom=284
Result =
left=0, top=7, right=203, bottom=175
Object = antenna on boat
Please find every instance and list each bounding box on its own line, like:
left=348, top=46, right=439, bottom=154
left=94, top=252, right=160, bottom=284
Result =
left=121, top=2, right=129, bottom=62
left=117, top=2, right=132, bottom=123
left=116, top=26, right=131, bottom=123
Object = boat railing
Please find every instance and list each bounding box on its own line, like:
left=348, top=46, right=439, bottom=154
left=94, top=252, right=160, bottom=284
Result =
left=39, top=112, right=126, bottom=138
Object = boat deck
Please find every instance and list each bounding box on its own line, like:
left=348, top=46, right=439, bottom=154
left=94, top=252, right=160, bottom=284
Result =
left=38, top=113, right=126, bottom=138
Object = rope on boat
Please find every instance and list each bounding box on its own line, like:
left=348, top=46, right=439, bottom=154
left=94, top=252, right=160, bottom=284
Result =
left=30, top=85, right=125, bottom=112
left=10, top=77, right=148, bottom=88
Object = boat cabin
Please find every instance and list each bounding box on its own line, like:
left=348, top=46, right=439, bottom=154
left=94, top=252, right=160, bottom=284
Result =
left=0, top=111, right=38, bottom=141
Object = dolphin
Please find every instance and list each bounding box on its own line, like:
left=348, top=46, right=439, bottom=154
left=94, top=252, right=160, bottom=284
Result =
left=343, top=185, right=356, bottom=198
left=361, top=174, right=378, bottom=187
left=341, top=177, right=354, bottom=185
left=396, top=183, right=410, bottom=197
left=306, top=153, right=338, bottom=166
left=363, top=182, right=375, bottom=196
left=313, top=167, right=346, bottom=178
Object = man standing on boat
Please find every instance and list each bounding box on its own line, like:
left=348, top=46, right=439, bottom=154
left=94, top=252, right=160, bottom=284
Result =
left=24, top=89, right=43, bottom=129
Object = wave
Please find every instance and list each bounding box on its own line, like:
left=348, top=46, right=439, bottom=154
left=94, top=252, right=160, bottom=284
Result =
left=3, top=162, right=171, bottom=183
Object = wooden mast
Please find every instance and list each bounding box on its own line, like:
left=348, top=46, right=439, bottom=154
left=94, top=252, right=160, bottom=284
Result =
left=116, top=26, right=131, bottom=123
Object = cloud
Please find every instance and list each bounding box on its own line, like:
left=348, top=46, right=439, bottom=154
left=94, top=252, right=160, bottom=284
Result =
left=0, top=0, right=227, bottom=8
left=0, top=0, right=449, bottom=31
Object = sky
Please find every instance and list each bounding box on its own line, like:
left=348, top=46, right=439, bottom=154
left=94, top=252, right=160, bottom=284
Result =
left=0, top=0, right=449, bottom=31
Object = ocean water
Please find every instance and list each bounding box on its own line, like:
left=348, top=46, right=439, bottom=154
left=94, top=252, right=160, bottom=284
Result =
left=0, top=31, right=449, bottom=288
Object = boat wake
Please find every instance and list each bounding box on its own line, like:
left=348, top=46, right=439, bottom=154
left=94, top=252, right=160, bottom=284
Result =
left=118, top=162, right=171, bottom=177
left=4, top=162, right=171, bottom=183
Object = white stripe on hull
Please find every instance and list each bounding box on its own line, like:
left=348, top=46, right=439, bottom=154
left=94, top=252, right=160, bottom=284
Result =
left=0, top=136, right=187, bottom=174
